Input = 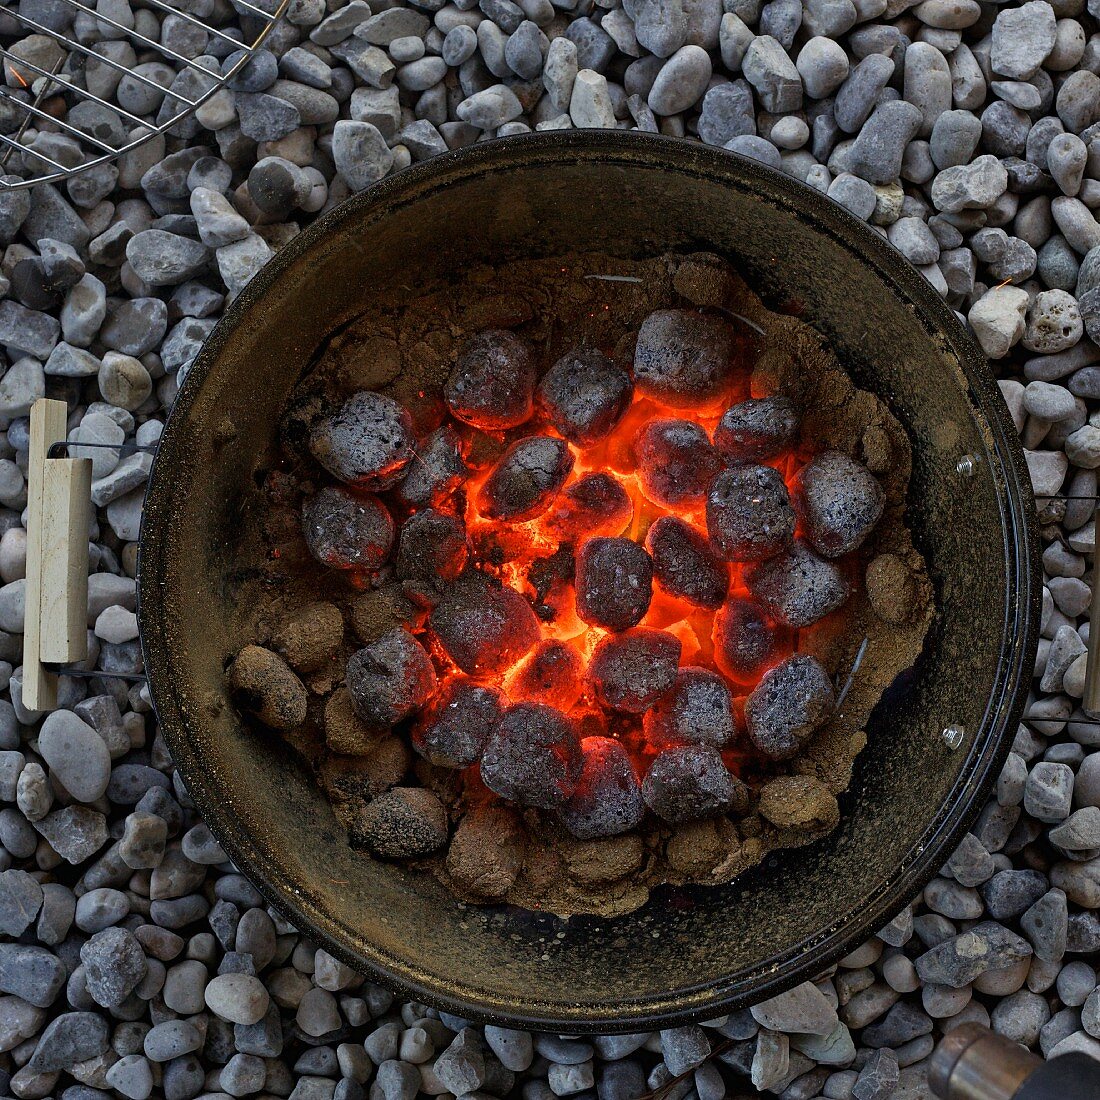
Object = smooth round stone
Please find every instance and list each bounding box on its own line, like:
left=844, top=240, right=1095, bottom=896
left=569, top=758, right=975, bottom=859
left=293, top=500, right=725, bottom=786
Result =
left=143, top=1019, right=203, bottom=1062
left=37, top=709, right=112, bottom=802
left=771, top=115, right=809, bottom=148
left=726, top=134, right=783, bottom=168
left=829, top=172, right=877, bottom=219
left=204, top=973, right=270, bottom=1024
left=75, top=887, right=131, bottom=932
left=1056, top=960, right=1096, bottom=1006
left=0, top=527, right=23, bottom=586
left=297, top=986, right=342, bottom=1036
left=70, top=412, right=125, bottom=478
left=95, top=605, right=139, bottom=644
left=796, top=36, right=848, bottom=99
left=1024, top=380, right=1077, bottom=420
left=1049, top=132, right=1089, bottom=196
left=389, top=35, right=425, bottom=63
left=163, top=960, right=208, bottom=1015
left=648, top=45, right=712, bottom=115
left=442, top=24, right=477, bottom=65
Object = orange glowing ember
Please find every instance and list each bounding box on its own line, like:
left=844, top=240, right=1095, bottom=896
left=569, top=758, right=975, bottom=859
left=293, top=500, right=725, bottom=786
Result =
left=397, top=351, right=819, bottom=786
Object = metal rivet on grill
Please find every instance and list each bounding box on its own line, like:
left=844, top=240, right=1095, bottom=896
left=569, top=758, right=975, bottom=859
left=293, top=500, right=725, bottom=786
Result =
left=942, top=725, right=966, bottom=750
left=956, top=454, right=978, bottom=477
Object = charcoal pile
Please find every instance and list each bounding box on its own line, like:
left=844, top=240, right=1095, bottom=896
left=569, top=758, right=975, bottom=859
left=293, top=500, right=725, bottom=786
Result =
left=227, top=251, right=933, bottom=917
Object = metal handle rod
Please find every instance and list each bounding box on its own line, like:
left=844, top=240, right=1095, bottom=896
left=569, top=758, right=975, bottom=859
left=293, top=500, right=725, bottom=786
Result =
left=931, top=1024, right=1100, bottom=1100
left=931, top=1025, right=1039, bottom=1100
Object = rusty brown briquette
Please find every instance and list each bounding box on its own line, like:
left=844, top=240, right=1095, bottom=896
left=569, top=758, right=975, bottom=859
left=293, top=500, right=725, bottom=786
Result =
left=137, top=132, right=1040, bottom=1032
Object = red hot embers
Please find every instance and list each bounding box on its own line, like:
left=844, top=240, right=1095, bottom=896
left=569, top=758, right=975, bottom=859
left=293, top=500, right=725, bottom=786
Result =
left=246, top=308, right=892, bottom=860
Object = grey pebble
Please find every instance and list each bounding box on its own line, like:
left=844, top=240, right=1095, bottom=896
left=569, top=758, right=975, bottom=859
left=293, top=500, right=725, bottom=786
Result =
left=743, top=35, right=803, bottom=113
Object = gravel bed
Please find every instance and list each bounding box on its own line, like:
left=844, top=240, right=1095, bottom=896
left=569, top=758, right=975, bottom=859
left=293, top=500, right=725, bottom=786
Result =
left=0, top=0, right=1099, bottom=1095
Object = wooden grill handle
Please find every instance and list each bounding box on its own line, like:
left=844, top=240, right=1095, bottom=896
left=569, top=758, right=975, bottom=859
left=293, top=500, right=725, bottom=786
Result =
left=22, top=398, right=92, bottom=712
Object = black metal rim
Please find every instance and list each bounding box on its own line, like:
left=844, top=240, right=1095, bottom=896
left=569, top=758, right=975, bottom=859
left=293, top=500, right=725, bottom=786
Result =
left=138, top=131, right=1041, bottom=1031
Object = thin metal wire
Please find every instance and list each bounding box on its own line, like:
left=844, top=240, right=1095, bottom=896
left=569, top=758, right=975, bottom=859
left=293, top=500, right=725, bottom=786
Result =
left=46, top=665, right=147, bottom=682
left=0, top=49, right=150, bottom=129
left=0, top=52, right=63, bottom=169
left=0, top=0, right=289, bottom=189
left=836, top=637, right=869, bottom=709
left=48, top=440, right=156, bottom=459
left=139, top=0, right=247, bottom=48
left=4, top=10, right=199, bottom=103
left=0, top=132, right=67, bottom=169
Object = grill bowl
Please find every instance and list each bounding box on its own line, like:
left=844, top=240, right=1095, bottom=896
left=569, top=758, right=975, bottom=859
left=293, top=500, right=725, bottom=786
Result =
left=139, top=132, right=1040, bottom=1031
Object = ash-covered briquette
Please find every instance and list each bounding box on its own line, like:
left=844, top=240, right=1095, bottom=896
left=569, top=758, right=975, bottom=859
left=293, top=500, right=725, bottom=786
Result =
left=744, top=654, right=836, bottom=760
left=411, top=677, right=503, bottom=769
left=445, top=804, right=526, bottom=901
left=390, top=425, right=470, bottom=510
left=645, top=516, right=729, bottom=610
left=587, top=628, right=682, bottom=713
left=714, top=396, right=801, bottom=463
left=706, top=464, right=795, bottom=562
left=575, top=536, right=653, bottom=632
left=476, top=436, right=574, bottom=523
left=642, top=745, right=746, bottom=825
left=351, top=787, right=449, bottom=859
left=865, top=553, right=918, bottom=625
left=633, top=309, right=738, bottom=410
left=309, top=391, right=415, bottom=490
left=301, top=485, right=394, bottom=572
left=543, top=472, right=633, bottom=541
left=509, top=640, right=584, bottom=710
left=744, top=540, right=852, bottom=629
left=793, top=450, right=886, bottom=559
left=644, top=668, right=736, bottom=750
left=394, top=509, right=468, bottom=595
left=346, top=627, right=437, bottom=728
left=226, top=645, right=308, bottom=731
left=445, top=329, right=537, bottom=431
left=635, top=418, right=722, bottom=508
left=712, top=596, right=783, bottom=684
left=536, top=346, right=633, bottom=446
left=559, top=736, right=645, bottom=840
left=429, top=570, right=540, bottom=678
left=273, top=602, right=344, bottom=673
left=480, top=702, right=582, bottom=809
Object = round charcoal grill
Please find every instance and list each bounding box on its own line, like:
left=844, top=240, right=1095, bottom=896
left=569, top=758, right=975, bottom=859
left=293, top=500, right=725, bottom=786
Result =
left=0, top=0, right=287, bottom=189
left=138, top=132, right=1041, bottom=1032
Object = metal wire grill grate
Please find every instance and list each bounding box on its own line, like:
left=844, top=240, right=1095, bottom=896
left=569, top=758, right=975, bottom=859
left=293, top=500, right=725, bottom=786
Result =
left=0, top=0, right=288, bottom=189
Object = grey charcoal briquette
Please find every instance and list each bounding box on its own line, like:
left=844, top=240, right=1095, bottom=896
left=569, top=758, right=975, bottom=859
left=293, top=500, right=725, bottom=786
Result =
left=575, top=536, right=653, bottom=632
left=559, top=735, right=645, bottom=839
left=633, top=309, right=737, bottom=408
left=793, top=450, right=885, bottom=557
left=642, top=744, right=744, bottom=823
left=309, top=391, right=415, bottom=490
left=346, top=627, right=436, bottom=727
left=536, top=346, right=631, bottom=445
left=636, top=417, right=721, bottom=507
left=745, top=654, right=836, bottom=759
left=707, top=463, right=795, bottom=562
left=476, top=435, right=573, bottom=522
left=480, top=703, right=581, bottom=809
